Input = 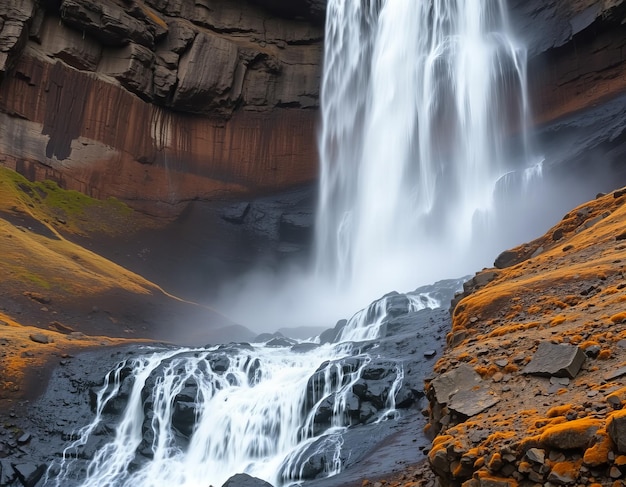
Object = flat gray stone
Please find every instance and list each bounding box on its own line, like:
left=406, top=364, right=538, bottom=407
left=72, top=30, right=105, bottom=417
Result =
left=605, top=366, right=626, bottom=381
left=523, top=342, right=586, bottom=378
left=448, top=385, right=500, bottom=417
left=29, top=333, right=52, bottom=344
left=430, top=364, right=499, bottom=417
left=430, top=364, right=482, bottom=404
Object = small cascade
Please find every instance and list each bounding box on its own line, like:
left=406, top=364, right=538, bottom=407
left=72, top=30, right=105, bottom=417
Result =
left=46, top=286, right=449, bottom=487
left=315, top=0, right=536, bottom=304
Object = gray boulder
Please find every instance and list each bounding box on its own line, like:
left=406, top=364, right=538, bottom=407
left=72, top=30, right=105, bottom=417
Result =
left=221, top=473, right=274, bottom=487
left=523, top=342, right=586, bottom=379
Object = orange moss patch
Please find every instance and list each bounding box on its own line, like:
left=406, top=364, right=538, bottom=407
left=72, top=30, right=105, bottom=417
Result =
left=598, top=349, right=612, bottom=360
left=583, top=429, right=613, bottom=467
left=550, top=459, right=582, bottom=482
left=609, top=312, right=626, bottom=324
left=546, top=404, right=574, bottom=418
left=550, top=315, right=567, bottom=326
left=539, top=418, right=604, bottom=449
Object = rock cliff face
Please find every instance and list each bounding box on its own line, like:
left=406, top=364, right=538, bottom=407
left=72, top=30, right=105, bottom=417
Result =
left=510, top=0, right=626, bottom=127
left=3, top=0, right=626, bottom=217
left=0, top=0, right=322, bottom=216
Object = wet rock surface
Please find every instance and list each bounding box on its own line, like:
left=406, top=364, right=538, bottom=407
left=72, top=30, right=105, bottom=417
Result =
left=0, top=286, right=454, bottom=487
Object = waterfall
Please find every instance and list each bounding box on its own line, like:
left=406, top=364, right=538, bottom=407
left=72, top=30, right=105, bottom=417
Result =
left=315, top=0, right=536, bottom=305
left=45, top=1, right=537, bottom=486
left=45, top=288, right=444, bottom=487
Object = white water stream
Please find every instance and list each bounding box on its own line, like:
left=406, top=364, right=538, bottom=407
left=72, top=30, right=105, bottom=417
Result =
left=47, top=294, right=437, bottom=487
left=315, top=0, right=539, bottom=305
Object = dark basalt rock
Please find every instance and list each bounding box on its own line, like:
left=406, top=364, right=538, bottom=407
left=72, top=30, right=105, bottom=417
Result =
left=221, top=473, right=274, bottom=487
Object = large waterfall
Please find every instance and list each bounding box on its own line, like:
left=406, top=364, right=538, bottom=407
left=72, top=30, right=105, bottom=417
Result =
left=44, top=1, right=538, bottom=486
left=315, top=0, right=538, bottom=305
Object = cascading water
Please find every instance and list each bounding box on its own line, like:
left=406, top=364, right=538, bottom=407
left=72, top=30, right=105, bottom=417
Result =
left=315, top=0, right=539, bottom=306
left=45, top=288, right=447, bottom=487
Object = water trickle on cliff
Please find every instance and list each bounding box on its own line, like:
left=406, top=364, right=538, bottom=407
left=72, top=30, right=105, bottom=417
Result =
left=315, top=0, right=538, bottom=305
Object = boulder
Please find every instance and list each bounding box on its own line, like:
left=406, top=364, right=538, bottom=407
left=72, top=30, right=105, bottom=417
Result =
left=523, top=342, right=586, bottom=379
left=153, top=63, right=177, bottom=102
left=99, top=43, right=155, bottom=100
left=221, top=473, right=274, bottom=487
left=12, top=463, right=46, bottom=487
left=0, top=459, right=16, bottom=485
left=39, top=15, right=102, bottom=70
left=429, top=364, right=500, bottom=418
left=539, top=418, right=603, bottom=450
left=173, top=31, right=239, bottom=115
left=29, top=333, right=52, bottom=344
left=318, top=319, right=347, bottom=344
left=607, top=410, right=626, bottom=453
left=60, top=0, right=155, bottom=48
left=221, top=202, right=252, bottom=224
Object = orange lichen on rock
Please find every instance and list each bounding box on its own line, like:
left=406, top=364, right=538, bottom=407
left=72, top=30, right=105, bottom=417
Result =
left=609, top=312, right=626, bottom=324
left=539, top=418, right=604, bottom=450
left=550, top=315, right=567, bottom=326
left=546, top=404, right=574, bottom=418
left=549, top=459, right=583, bottom=483
left=583, top=429, right=614, bottom=467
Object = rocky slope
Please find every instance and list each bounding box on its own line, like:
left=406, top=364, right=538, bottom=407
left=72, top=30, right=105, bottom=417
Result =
left=365, top=189, right=626, bottom=487
left=0, top=0, right=322, bottom=217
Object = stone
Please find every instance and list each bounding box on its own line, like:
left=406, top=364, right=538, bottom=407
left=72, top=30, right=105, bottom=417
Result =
left=548, top=463, right=579, bottom=485
left=161, top=19, right=196, bottom=55
left=221, top=473, right=274, bottom=487
left=430, top=364, right=499, bottom=417
left=494, top=249, right=525, bottom=268
left=153, top=64, right=177, bottom=102
left=99, top=43, right=155, bottom=100
left=584, top=345, right=601, bottom=358
left=13, top=463, right=46, bottom=487
left=607, top=410, right=626, bottom=453
left=523, top=342, right=586, bottom=378
left=221, top=202, right=252, bottom=224
left=526, top=448, right=546, bottom=464
left=29, top=333, right=52, bottom=344
left=0, top=459, right=16, bottom=485
left=605, top=366, right=626, bottom=381
left=173, top=31, right=239, bottom=115
left=39, top=15, right=101, bottom=70
left=290, top=343, right=319, bottom=353
left=540, top=418, right=603, bottom=450
left=60, top=0, right=155, bottom=48
left=17, top=432, right=31, bottom=444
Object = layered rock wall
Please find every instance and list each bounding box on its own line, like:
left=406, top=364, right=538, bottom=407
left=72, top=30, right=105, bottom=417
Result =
left=510, top=0, right=626, bottom=127
left=0, top=0, right=322, bottom=216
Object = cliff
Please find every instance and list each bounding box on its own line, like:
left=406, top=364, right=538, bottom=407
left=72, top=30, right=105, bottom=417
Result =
left=0, top=0, right=322, bottom=216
